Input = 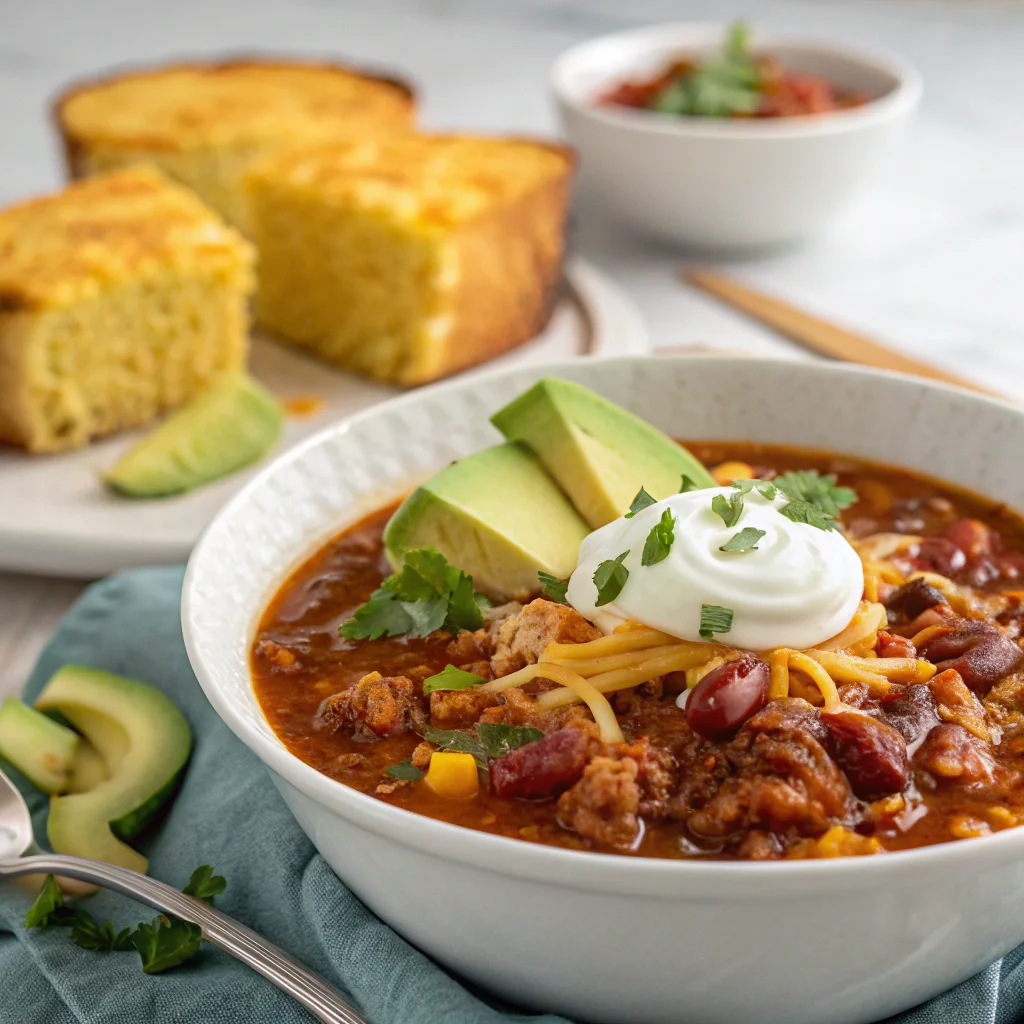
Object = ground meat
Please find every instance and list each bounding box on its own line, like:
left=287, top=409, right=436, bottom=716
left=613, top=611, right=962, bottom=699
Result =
left=332, top=752, right=367, bottom=771
left=490, top=599, right=602, bottom=677
left=458, top=660, right=495, bottom=681
left=447, top=629, right=492, bottom=664
left=734, top=830, right=784, bottom=860
left=928, top=669, right=991, bottom=742
left=410, top=741, right=436, bottom=769
left=375, top=777, right=411, bottom=795
left=317, top=672, right=426, bottom=741
left=254, top=638, right=301, bottom=672
left=478, top=687, right=593, bottom=731
left=984, top=671, right=1024, bottom=738
left=893, top=604, right=957, bottom=639
left=429, top=688, right=500, bottom=728
left=490, top=727, right=591, bottom=800
left=918, top=619, right=1023, bottom=695
left=686, top=701, right=852, bottom=840
left=914, top=723, right=996, bottom=784
left=557, top=755, right=641, bottom=849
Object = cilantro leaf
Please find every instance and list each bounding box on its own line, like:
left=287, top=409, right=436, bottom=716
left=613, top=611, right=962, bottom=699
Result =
left=385, top=759, right=425, bottom=781
left=476, top=723, right=544, bottom=759
left=680, top=475, right=702, bottom=493
left=421, top=727, right=487, bottom=769
left=779, top=499, right=836, bottom=532
left=720, top=527, right=766, bottom=552
left=774, top=470, right=857, bottom=517
left=711, top=492, right=744, bottom=527
left=642, top=509, right=676, bottom=566
left=341, top=547, right=485, bottom=640
left=24, top=875, right=66, bottom=929
left=624, top=487, right=657, bottom=518
left=70, top=912, right=134, bottom=952
left=593, top=550, right=630, bottom=606
left=732, top=478, right=777, bottom=500
left=538, top=571, right=568, bottom=603
left=699, top=604, right=734, bottom=640
left=182, top=865, right=226, bottom=905
left=132, top=915, right=203, bottom=975
left=422, top=664, right=485, bottom=695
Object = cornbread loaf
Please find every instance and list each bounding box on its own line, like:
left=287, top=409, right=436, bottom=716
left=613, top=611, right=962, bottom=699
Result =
left=245, top=134, right=574, bottom=386
left=54, top=59, right=415, bottom=230
left=0, top=167, right=254, bottom=453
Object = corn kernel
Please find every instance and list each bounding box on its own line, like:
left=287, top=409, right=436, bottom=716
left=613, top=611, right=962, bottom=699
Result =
left=425, top=751, right=479, bottom=799
left=712, top=461, right=755, bottom=485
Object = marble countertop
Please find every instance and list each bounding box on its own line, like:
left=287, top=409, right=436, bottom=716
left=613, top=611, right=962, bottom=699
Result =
left=2, top=0, right=1023, bottom=695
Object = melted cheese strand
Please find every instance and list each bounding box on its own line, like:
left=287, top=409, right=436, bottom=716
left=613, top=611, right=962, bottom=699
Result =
left=768, top=649, right=790, bottom=700
left=786, top=650, right=843, bottom=712
left=526, top=664, right=623, bottom=744
left=543, top=629, right=675, bottom=660
left=817, top=601, right=886, bottom=652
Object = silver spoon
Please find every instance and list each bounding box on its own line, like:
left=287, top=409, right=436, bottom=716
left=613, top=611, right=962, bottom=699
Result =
left=0, top=767, right=368, bottom=1024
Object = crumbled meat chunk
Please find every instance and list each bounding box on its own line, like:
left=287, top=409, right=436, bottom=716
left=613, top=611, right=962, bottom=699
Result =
left=317, top=672, right=426, bottom=740
left=490, top=599, right=601, bottom=677
left=375, top=778, right=411, bottom=795
left=915, top=723, right=996, bottom=784
left=557, top=755, right=641, bottom=849
left=490, top=727, right=591, bottom=800
left=478, top=686, right=593, bottom=731
left=458, top=660, right=494, bottom=681
left=984, top=671, right=1024, bottom=738
left=429, top=688, right=500, bottom=728
left=332, top=753, right=367, bottom=771
left=734, top=829, right=783, bottom=860
left=918, top=619, right=1023, bottom=695
left=928, top=669, right=991, bottom=741
left=255, top=638, right=301, bottom=671
left=447, top=629, right=492, bottom=664
left=686, top=700, right=852, bottom=840
left=410, top=741, right=436, bottom=769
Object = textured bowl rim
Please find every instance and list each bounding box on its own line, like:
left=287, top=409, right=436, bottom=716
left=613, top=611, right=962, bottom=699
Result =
left=550, top=21, right=923, bottom=140
left=183, top=355, right=1024, bottom=896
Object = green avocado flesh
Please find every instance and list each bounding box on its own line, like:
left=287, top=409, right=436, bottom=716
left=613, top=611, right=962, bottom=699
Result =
left=491, top=378, right=715, bottom=528
left=104, top=372, right=283, bottom=498
left=384, top=442, right=590, bottom=597
left=35, top=666, right=192, bottom=873
left=0, top=699, right=79, bottom=794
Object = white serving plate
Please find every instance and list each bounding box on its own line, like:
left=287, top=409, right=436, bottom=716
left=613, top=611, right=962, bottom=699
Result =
left=184, top=354, right=1024, bottom=1024
left=0, top=258, right=646, bottom=578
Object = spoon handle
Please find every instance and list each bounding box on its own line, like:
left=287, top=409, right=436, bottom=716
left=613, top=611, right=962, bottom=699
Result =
left=0, top=854, right=368, bottom=1024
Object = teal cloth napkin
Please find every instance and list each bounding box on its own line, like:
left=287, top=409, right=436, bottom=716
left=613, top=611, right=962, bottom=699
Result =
left=0, top=567, right=1022, bottom=1024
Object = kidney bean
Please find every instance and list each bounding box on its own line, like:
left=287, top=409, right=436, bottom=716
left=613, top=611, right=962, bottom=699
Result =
left=686, top=655, right=770, bottom=741
left=877, top=684, right=941, bottom=745
left=822, top=710, right=910, bottom=801
left=874, top=630, right=916, bottom=660
left=914, top=538, right=966, bottom=577
left=945, top=519, right=998, bottom=561
left=886, top=577, right=949, bottom=621
left=918, top=620, right=1023, bottom=695
left=914, top=722, right=995, bottom=784
left=490, top=727, right=589, bottom=800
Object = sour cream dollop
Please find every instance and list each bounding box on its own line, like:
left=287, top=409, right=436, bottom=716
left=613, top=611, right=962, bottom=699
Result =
left=566, top=486, right=863, bottom=651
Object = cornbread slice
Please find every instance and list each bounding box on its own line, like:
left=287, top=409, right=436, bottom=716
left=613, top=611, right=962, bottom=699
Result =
left=245, top=134, right=574, bottom=386
left=0, top=167, right=254, bottom=453
left=54, top=59, right=415, bottom=230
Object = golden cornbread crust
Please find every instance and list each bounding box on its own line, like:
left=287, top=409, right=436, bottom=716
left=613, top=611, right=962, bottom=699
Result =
left=246, top=133, right=574, bottom=385
left=0, top=167, right=254, bottom=452
left=54, top=57, right=416, bottom=228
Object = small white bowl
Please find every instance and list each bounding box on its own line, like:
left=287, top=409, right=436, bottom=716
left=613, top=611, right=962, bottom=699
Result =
left=551, top=23, right=922, bottom=250
left=184, top=356, right=1024, bottom=1024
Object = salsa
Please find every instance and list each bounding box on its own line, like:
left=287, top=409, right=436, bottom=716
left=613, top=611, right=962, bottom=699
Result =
left=600, top=23, right=868, bottom=120
left=252, top=442, right=1024, bottom=860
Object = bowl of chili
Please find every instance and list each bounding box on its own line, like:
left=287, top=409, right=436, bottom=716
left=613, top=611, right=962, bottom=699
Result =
left=550, top=22, right=922, bottom=250
left=184, top=355, right=1024, bottom=1024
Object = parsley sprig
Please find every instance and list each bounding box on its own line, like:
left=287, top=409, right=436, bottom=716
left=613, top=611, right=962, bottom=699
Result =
left=340, top=548, right=486, bottom=640
left=410, top=723, right=545, bottom=776
left=538, top=571, right=568, bottom=603
left=422, top=664, right=485, bottom=695
left=711, top=492, right=744, bottom=527
left=25, top=866, right=225, bottom=974
left=642, top=509, right=676, bottom=566
left=720, top=526, right=765, bottom=552
left=624, top=487, right=657, bottom=518
left=679, top=475, right=702, bottom=493
left=699, top=604, right=734, bottom=640
left=731, top=478, right=777, bottom=500
left=594, top=550, right=630, bottom=606
left=774, top=470, right=857, bottom=517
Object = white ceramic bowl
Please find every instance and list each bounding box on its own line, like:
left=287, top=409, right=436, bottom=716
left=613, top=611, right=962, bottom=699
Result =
left=183, top=356, right=1024, bottom=1024
left=551, top=24, right=922, bottom=250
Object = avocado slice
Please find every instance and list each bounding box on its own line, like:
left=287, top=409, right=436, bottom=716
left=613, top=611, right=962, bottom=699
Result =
left=104, top=372, right=283, bottom=498
left=66, top=740, right=109, bottom=795
left=0, top=699, right=79, bottom=794
left=384, top=442, right=589, bottom=597
left=35, top=666, right=192, bottom=873
left=491, top=378, right=716, bottom=528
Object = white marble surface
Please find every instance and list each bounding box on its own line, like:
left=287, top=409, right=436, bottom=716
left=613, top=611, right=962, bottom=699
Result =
left=2, top=0, right=1023, bottom=697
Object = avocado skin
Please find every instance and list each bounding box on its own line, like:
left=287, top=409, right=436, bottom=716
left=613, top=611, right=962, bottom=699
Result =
left=104, top=372, right=283, bottom=498
left=491, top=378, right=715, bottom=528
